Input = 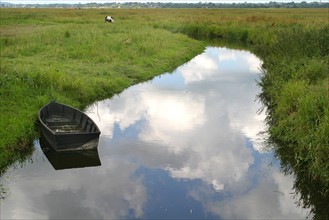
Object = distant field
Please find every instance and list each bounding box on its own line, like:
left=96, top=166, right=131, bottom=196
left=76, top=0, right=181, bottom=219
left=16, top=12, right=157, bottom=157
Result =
left=1, top=9, right=328, bottom=200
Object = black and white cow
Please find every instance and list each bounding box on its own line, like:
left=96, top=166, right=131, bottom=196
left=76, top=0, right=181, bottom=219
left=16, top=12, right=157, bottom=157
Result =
left=105, top=16, right=114, bottom=23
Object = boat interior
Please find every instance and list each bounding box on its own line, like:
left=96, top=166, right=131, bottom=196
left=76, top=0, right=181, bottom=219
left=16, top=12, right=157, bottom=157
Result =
left=40, top=103, right=99, bottom=134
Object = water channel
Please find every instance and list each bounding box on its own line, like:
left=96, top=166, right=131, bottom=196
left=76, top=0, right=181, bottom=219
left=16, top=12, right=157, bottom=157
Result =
left=1, top=47, right=311, bottom=219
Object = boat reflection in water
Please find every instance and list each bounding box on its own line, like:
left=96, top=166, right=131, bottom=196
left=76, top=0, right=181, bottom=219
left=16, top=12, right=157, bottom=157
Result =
left=40, top=135, right=101, bottom=170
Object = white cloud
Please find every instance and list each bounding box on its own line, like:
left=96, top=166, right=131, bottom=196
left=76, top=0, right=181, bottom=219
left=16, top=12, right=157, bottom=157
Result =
left=189, top=166, right=311, bottom=219
left=2, top=47, right=310, bottom=219
left=1, top=152, right=147, bottom=219
left=88, top=47, right=263, bottom=192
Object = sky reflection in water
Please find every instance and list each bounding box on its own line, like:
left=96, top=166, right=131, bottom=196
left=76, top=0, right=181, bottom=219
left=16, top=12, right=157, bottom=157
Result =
left=1, top=47, right=310, bottom=219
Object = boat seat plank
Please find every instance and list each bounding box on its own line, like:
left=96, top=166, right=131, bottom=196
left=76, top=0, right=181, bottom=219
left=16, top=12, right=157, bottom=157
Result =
left=44, top=115, right=73, bottom=124
left=48, top=124, right=86, bottom=133
left=44, top=115, right=87, bottom=133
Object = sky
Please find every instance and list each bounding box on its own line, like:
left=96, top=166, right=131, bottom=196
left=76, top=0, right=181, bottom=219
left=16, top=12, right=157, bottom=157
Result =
left=2, top=0, right=323, bottom=4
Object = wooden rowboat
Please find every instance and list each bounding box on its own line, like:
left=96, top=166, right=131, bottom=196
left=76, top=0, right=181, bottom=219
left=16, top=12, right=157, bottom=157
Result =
left=38, top=101, right=101, bottom=151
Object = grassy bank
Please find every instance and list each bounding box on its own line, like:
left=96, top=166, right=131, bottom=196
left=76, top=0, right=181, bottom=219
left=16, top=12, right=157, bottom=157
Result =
left=0, top=8, right=207, bottom=173
left=1, top=10, right=328, bottom=215
left=257, top=26, right=329, bottom=218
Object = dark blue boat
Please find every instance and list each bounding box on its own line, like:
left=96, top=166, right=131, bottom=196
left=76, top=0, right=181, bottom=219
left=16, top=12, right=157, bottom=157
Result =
left=38, top=101, right=101, bottom=151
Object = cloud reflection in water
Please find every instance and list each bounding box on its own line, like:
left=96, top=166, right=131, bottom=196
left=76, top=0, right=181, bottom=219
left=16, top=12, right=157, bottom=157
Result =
left=86, top=47, right=309, bottom=218
left=1, top=47, right=310, bottom=219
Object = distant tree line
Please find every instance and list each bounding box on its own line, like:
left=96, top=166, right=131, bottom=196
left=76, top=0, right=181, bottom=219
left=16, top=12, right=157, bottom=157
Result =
left=1, top=1, right=328, bottom=8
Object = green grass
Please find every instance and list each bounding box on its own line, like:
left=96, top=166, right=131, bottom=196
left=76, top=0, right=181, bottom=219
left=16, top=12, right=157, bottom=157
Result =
left=258, top=25, right=329, bottom=177
left=255, top=24, right=329, bottom=219
left=0, top=8, right=207, bottom=173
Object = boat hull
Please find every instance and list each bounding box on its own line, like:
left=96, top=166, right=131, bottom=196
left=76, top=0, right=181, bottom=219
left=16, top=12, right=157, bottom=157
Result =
left=38, top=101, right=101, bottom=151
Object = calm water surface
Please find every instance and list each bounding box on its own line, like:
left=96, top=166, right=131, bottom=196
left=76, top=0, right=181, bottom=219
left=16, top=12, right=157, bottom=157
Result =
left=1, top=47, right=311, bottom=219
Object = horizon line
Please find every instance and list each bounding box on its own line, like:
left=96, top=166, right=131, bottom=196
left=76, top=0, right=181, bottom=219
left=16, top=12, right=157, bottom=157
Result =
left=2, top=0, right=326, bottom=5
